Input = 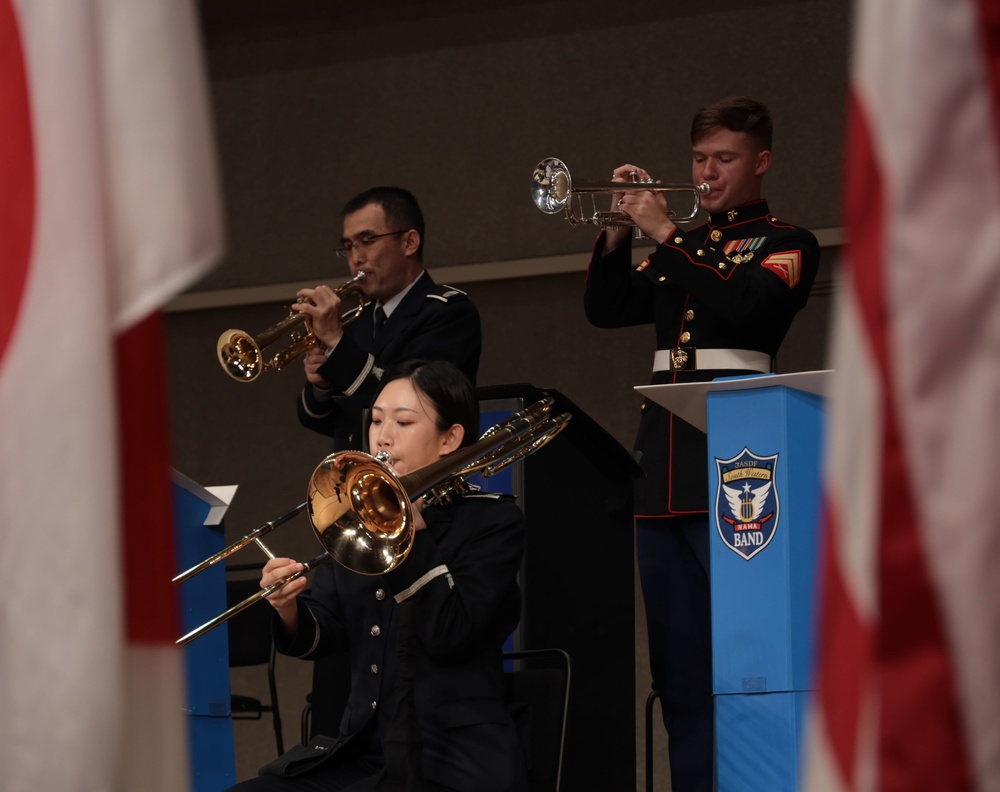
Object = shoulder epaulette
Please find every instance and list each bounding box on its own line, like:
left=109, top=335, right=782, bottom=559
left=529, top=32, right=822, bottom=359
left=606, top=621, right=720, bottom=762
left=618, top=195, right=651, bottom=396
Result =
left=765, top=214, right=798, bottom=230
left=427, top=283, right=468, bottom=303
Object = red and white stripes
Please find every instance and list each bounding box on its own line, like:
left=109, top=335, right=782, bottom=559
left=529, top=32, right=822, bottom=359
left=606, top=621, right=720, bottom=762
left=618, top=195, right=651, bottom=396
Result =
left=806, top=2, right=1000, bottom=790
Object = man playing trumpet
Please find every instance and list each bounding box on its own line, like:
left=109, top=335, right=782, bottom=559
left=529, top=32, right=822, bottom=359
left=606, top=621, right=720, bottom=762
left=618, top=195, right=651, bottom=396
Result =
left=294, top=186, right=481, bottom=451
left=584, top=96, right=820, bottom=791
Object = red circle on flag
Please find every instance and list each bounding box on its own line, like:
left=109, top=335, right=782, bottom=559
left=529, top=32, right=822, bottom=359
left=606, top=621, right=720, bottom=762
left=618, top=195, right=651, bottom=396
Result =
left=0, top=0, right=36, bottom=367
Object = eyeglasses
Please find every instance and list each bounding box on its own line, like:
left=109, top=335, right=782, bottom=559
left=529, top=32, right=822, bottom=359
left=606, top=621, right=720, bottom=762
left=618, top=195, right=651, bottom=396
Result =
left=334, top=230, right=408, bottom=259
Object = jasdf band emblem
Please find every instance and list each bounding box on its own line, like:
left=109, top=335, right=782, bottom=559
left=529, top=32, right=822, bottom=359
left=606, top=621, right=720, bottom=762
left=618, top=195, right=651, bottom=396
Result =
left=714, top=448, right=780, bottom=560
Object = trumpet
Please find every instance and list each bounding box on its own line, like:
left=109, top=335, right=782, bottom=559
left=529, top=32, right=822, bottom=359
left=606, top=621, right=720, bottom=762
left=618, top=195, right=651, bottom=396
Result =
left=174, top=396, right=571, bottom=645
left=531, top=156, right=710, bottom=232
left=216, top=271, right=368, bottom=382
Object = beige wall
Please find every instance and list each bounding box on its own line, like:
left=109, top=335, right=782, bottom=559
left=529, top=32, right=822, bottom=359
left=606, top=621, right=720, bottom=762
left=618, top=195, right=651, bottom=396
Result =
left=174, top=0, right=850, bottom=786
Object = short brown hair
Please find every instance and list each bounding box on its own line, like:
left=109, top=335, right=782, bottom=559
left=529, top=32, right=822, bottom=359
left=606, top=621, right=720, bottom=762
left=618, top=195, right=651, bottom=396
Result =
left=691, top=96, right=772, bottom=152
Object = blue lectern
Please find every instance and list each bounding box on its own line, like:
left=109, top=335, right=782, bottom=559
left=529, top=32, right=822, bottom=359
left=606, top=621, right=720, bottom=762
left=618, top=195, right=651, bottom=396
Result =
left=637, top=371, right=830, bottom=792
left=172, top=470, right=238, bottom=792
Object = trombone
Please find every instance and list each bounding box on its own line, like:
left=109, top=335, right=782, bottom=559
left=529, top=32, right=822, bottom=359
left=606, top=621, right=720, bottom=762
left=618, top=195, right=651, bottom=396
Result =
left=531, top=156, right=710, bottom=233
left=174, top=397, right=571, bottom=645
left=216, top=270, right=368, bottom=382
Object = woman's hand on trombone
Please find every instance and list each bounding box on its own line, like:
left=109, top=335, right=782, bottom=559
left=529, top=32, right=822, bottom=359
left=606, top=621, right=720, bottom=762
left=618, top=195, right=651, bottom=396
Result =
left=261, top=557, right=308, bottom=636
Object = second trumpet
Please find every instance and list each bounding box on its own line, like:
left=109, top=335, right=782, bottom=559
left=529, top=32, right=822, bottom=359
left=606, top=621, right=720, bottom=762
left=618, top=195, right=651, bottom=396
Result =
left=217, top=271, right=368, bottom=382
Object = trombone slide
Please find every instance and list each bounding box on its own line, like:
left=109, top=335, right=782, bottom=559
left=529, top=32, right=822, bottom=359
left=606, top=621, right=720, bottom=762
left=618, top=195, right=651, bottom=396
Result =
left=176, top=552, right=328, bottom=646
left=172, top=501, right=306, bottom=584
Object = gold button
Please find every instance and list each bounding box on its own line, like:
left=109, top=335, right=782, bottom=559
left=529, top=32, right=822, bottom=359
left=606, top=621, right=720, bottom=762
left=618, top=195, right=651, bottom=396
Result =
left=697, top=249, right=705, bottom=256
left=680, top=332, right=691, bottom=343
left=658, top=276, right=666, bottom=282
left=370, top=664, right=379, bottom=675
left=673, top=236, right=683, bottom=244
left=371, top=625, right=381, bottom=637
left=371, top=701, right=378, bottom=710
left=685, top=309, right=695, bottom=321
left=719, top=262, right=727, bottom=270
left=710, top=229, right=722, bottom=242
left=375, top=588, right=385, bottom=601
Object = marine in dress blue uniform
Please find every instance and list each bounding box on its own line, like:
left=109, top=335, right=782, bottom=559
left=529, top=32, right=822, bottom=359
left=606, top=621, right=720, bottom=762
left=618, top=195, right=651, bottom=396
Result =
left=584, top=97, right=820, bottom=791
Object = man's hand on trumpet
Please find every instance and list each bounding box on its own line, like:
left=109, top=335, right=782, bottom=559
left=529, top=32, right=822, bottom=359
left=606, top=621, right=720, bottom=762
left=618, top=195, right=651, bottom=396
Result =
left=294, top=284, right=345, bottom=350
left=607, top=163, right=677, bottom=250
left=302, top=347, right=332, bottom=389
left=295, top=285, right=344, bottom=388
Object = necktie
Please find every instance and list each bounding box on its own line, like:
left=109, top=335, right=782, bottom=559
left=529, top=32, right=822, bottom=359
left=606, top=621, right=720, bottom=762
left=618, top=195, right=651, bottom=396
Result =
left=372, top=305, right=386, bottom=339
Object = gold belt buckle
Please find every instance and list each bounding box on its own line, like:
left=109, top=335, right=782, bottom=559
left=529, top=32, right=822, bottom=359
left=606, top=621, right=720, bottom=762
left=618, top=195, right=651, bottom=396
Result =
left=669, top=347, right=697, bottom=372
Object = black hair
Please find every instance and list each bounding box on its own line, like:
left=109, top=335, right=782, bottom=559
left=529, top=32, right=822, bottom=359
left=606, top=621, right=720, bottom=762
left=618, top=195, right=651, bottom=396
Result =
left=341, top=186, right=425, bottom=260
left=691, top=96, right=773, bottom=152
left=370, top=359, right=478, bottom=449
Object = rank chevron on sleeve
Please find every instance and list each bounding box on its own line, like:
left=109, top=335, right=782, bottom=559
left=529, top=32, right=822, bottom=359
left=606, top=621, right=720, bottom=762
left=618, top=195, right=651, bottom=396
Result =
left=760, top=250, right=802, bottom=288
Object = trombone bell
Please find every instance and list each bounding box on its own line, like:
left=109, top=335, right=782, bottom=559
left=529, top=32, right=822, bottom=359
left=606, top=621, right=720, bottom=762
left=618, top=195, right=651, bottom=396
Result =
left=308, top=452, right=414, bottom=576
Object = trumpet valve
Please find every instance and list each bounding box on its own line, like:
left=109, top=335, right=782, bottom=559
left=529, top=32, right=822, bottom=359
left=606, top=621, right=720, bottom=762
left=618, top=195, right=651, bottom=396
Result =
left=592, top=211, right=628, bottom=230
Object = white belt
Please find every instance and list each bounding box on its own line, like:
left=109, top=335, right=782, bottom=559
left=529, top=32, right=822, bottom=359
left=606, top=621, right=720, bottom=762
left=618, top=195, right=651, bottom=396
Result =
left=653, top=348, right=773, bottom=373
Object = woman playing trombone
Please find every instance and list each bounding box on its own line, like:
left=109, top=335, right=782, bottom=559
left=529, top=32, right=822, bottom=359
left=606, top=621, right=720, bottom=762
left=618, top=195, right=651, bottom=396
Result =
left=227, top=359, right=528, bottom=792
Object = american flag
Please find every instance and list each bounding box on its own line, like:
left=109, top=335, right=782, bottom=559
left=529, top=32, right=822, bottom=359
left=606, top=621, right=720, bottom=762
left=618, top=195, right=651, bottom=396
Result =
left=804, top=1, right=1000, bottom=789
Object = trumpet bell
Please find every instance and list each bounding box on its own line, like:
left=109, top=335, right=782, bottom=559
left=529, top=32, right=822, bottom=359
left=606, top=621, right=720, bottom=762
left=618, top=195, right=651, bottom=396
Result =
left=308, top=452, right=414, bottom=575
left=217, top=330, right=266, bottom=382
left=215, top=270, right=368, bottom=383
left=532, top=156, right=573, bottom=214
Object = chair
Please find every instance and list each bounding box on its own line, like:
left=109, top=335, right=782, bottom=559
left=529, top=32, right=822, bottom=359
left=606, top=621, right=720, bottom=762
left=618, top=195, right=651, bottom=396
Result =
left=226, top=572, right=285, bottom=756
left=503, top=648, right=572, bottom=792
